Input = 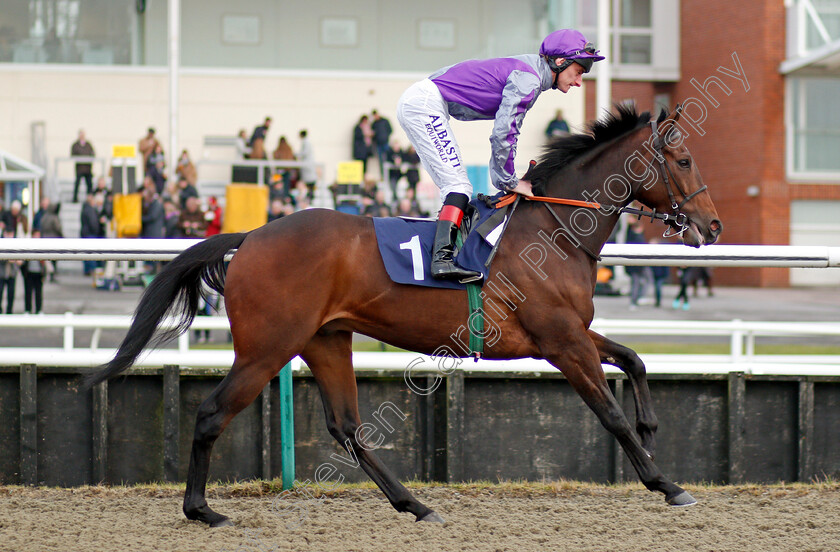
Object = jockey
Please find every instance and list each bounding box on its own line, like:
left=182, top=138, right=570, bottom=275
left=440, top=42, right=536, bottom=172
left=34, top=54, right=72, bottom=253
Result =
left=397, top=29, right=604, bottom=282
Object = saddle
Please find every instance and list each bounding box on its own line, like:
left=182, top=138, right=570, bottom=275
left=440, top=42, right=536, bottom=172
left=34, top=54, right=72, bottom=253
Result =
left=371, top=192, right=513, bottom=290
left=371, top=195, right=514, bottom=360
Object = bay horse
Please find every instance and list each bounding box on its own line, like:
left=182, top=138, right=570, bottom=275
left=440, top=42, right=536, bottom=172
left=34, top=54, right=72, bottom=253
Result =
left=86, top=105, right=722, bottom=526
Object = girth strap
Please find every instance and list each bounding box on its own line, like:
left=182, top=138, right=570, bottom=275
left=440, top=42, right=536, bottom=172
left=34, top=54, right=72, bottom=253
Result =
left=454, top=229, right=484, bottom=360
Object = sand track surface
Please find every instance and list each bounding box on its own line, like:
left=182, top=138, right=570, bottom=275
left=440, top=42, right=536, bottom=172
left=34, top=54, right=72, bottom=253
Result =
left=1, top=483, right=839, bottom=551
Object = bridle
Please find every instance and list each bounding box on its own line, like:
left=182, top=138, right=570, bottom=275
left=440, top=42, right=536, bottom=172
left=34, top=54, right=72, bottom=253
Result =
left=485, top=110, right=709, bottom=262
left=619, top=109, right=707, bottom=238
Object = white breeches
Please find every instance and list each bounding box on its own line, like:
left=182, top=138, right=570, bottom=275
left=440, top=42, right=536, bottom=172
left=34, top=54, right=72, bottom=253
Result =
left=397, top=78, right=472, bottom=204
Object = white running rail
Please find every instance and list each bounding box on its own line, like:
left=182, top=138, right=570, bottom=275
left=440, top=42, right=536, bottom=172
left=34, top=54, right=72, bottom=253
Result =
left=0, top=313, right=837, bottom=376
left=0, top=239, right=839, bottom=266
left=0, top=240, right=837, bottom=375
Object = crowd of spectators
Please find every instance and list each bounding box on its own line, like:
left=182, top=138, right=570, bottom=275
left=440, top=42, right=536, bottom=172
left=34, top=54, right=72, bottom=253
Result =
left=1, top=111, right=705, bottom=317
left=0, top=113, right=429, bottom=315
left=621, top=214, right=714, bottom=311
left=350, top=109, right=424, bottom=218
left=58, top=113, right=430, bottom=236
left=58, top=108, right=581, bottom=241
left=233, top=118, right=323, bottom=220
left=0, top=195, right=62, bottom=314
left=66, top=126, right=224, bottom=242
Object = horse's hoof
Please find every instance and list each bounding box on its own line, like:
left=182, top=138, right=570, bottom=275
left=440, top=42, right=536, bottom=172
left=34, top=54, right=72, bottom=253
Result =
left=416, top=510, right=445, bottom=523
left=666, top=491, right=697, bottom=507
left=185, top=504, right=233, bottom=527
left=210, top=516, right=234, bottom=528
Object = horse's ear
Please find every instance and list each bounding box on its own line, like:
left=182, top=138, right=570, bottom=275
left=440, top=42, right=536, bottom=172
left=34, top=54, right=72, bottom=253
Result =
left=672, top=103, right=682, bottom=123
left=656, top=108, right=667, bottom=124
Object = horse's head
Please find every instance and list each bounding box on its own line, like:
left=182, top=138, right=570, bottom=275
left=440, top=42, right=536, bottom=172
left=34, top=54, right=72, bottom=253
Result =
left=633, top=107, right=723, bottom=247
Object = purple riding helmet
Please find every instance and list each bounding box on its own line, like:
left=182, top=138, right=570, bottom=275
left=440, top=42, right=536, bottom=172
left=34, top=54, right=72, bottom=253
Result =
left=540, top=29, right=605, bottom=88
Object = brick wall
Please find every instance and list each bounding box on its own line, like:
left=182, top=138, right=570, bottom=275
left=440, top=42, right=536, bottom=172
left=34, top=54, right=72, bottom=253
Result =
left=581, top=0, right=840, bottom=286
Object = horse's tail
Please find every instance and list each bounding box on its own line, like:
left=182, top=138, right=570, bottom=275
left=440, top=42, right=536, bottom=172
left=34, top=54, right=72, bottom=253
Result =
left=83, top=232, right=249, bottom=388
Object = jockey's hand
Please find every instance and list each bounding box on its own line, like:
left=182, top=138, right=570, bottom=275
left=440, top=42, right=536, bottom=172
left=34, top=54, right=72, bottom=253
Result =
left=510, top=179, right=534, bottom=197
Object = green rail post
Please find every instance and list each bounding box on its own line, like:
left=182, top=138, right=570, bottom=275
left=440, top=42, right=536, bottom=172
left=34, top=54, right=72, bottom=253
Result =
left=279, top=361, right=295, bottom=490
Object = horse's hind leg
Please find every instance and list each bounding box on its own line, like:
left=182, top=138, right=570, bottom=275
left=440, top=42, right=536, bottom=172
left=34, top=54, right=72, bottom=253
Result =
left=183, top=355, right=290, bottom=527
left=588, top=330, right=658, bottom=459
left=301, top=330, right=443, bottom=523
left=542, top=329, right=694, bottom=506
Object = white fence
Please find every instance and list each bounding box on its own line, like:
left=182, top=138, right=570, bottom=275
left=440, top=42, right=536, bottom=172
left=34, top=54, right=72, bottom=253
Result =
left=0, top=239, right=838, bottom=376
left=0, top=239, right=838, bottom=266
left=0, top=312, right=838, bottom=376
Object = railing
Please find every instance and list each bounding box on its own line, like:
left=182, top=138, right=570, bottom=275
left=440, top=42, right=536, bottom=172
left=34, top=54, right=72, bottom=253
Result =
left=0, top=240, right=836, bottom=376
left=195, top=158, right=327, bottom=206
left=51, top=155, right=113, bottom=197
left=0, top=312, right=837, bottom=376
left=0, top=239, right=838, bottom=266
left=50, top=156, right=329, bottom=206
left=0, top=239, right=837, bottom=489
left=196, top=158, right=325, bottom=185
left=0, top=313, right=234, bottom=368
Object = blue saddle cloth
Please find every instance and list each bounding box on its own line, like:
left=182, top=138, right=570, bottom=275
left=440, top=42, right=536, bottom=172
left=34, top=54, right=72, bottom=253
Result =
left=372, top=195, right=506, bottom=290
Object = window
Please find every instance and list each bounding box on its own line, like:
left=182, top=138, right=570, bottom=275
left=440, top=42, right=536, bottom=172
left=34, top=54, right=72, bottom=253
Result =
left=2, top=0, right=136, bottom=65
left=789, top=77, right=840, bottom=176
left=572, top=0, right=654, bottom=67
left=617, top=0, right=652, bottom=64
left=806, top=0, right=840, bottom=50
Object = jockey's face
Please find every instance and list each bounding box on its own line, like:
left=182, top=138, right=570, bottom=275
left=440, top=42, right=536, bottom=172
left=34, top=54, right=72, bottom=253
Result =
left=554, top=59, right=585, bottom=92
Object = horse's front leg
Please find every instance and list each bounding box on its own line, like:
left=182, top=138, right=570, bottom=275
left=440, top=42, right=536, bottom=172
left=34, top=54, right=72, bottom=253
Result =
left=540, top=327, right=694, bottom=506
left=588, top=330, right=658, bottom=459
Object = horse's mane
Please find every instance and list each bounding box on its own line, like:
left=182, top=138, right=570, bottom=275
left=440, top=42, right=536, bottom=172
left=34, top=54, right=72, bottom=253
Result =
left=529, top=104, right=665, bottom=184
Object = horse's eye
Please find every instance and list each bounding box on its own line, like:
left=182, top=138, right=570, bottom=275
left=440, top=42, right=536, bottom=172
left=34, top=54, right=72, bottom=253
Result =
left=677, top=159, right=691, bottom=169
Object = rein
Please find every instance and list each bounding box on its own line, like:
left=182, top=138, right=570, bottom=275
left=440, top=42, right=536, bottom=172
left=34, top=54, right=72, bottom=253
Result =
left=484, top=111, right=708, bottom=261
left=489, top=192, right=603, bottom=261
left=493, top=193, right=601, bottom=210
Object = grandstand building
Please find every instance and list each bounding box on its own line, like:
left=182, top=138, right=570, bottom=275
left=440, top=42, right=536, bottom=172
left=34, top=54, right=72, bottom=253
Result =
left=1, top=0, right=838, bottom=286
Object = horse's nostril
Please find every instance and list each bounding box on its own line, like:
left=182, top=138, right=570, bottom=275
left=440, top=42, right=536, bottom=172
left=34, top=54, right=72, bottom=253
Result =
left=709, top=220, right=722, bottom=235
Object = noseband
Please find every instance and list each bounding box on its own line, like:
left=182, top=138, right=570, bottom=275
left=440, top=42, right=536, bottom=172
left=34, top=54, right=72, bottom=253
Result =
left=619, top=115, right=707, bottom=238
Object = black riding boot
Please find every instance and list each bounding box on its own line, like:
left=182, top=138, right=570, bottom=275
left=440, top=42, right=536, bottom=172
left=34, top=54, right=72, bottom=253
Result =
left=430, top=193, right=482, bottom=282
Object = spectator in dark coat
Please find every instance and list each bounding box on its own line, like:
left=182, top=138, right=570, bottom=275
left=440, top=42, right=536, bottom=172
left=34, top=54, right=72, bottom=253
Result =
left=20, top=231, right=47, bottom=314
left=176, top=177, right=199, bottom=210
left=37, top=199, right=63, bottom=281
left=177, top=196, right=208, bottom=238
left=80, top=194, right=104, bottom=238
left=80, top=193, right=105, bottom=276
left=652, top=264, right=669, bottom=308
left=163, top=199, right=181, bottom=238
left=384, top=140, right=406, bottom=200
left=402, top=145, right=421, bottom=193
left=625, top=219, right=650, bottom=310
left=353, top=115, right=372, bottom=174
left=0, top=230, right=22, bottom=314
left=1, top=200, right=28, bottom=236
left=141, top=185, right=165, bottom=238
left=371, top=109, right=393, bottom=177
left=544, top=109, right=570, bottom=138
left=39, top=201, right=63, bottom=239
left=249, top=117, right=272, bottom=147
left=147, top=144, right=167, bottom=195
left=32, top=196, right=50, bottom=231
left=93, top=176, right=113, bottom=221
left=141, top=185, right=166, bottom=275
left=71, top=129, right=95, bottom=202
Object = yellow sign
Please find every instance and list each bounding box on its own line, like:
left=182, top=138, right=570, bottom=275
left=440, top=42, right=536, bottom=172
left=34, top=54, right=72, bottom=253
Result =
left=112, top=144, right=137, bottom=158
left=336, top=161, right=364, bottom=184
left=222, top=184, right=269, bottom=233
left=113, top=193, right=142, bottom=238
